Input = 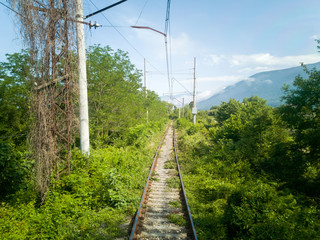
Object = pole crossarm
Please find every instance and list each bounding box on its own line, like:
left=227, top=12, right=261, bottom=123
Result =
left=71, top=19, right=101, bottom=28
left=163, top=91, right=190, bottom=96
left=34, top=75, right=68, bottom=91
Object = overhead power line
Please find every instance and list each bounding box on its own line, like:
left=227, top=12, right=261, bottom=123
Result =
left=134, top=0, right=150, bottom=25
left=0, top=1, right=24, bottom=18
left=173, top=77, right=193, bottom=96
left=101, top=25, right=130, bottom=28
left=85, top=0, right=129, bottom=19
left=87, top=0, right=192, bottom=99
left=87, top=0, right=167, bottom=77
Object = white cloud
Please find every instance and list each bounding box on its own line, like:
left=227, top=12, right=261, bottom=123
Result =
left=230, top=53, right=320, bottom=67
left=265, top=79, right=273, bottom=84
left=311, top=34, right=320, bottom=40
left=197, top=75, right=247, bottom=84
left=204, top=52, right=320, bottom=71
left=245, top=78, right=256, bottom=86
left=170, top=33, right=194, bottom=56
left=205, top=54, right=226, bottom=65
left=237, top=66, right=270, bottom=74
left=230, top=53, right=272, bottom=66
left=197, top=90, right=215, bottom=100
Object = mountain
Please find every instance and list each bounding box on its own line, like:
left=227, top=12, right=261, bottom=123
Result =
left=198, top=62, right=320, bottom=110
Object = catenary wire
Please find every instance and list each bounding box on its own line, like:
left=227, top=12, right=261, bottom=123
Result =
left=86, top=0, right=192, bottom=100
left=173, top=77, right=193, bottom=96
left=87, top=0, right=166, bottom=77
left=0, top=1, right=24, bottom=18
left=134, top=0, right=150, bottom=25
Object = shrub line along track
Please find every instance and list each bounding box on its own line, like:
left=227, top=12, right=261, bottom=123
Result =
left=129, top=124, right=198, bottom=239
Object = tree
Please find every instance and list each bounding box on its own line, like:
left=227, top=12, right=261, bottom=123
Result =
left=215, top=98, right=242, bottom=124
left=87, top=45, right=142, bottom=144
left=214, top=96, right=293, bottom=175
left=86, top=45, right=167, bottom=145
left=0, top=50, right=32, bottom=198
left=0, top=50, right=32, bottom=148
left=279, top=66, right=320, bottom=164
left=146, top=90, right=168, bottom=122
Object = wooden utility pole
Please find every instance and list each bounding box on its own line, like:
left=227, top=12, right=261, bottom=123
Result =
left=76, top=0, right=90, bottom=155
left=192, top=57, right=197, bottom=124
left=144, top=58, right=149, bottom=123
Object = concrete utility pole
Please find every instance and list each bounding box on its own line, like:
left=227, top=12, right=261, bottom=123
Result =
left=192, top=57, right=197, bottom=125
left=144, top=58, right=149, bottom=123
left=76, top=0, right=90, bottom=155
left=182, top=97, right=184, bottom=117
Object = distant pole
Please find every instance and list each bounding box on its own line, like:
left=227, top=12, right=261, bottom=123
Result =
left=76, top=0, right=90, bottom=155
left=192, top=57, right=197, bottom=124
left=178, top=106, right=181, bottom=118
left=144, top=58, right=149, bottom=123
left=182, top=97, right=184, bottom=117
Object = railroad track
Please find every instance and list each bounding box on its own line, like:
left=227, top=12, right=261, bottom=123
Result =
left=129, top=125, right=197, bottom=240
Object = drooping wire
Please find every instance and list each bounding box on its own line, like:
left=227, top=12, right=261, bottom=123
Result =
left=134, top=0, right=150, bottom=25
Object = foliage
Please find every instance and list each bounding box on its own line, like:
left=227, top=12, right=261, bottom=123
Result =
left=0, top=47, right=169, bottom=239
left=0, top=51, right=33, bottom=199
left=215, top=98, right=242, bottom=125
left=278, top=65, right=320, bottom=196
left=87, top=45, right=168, bottom=146
left=279, top=65, right=320, bottom=164
left=0, top=120, right=168, bottom=239
left=0, top=141, right=32, bottom=199
left=4, top=44, right=320, bottom=239
left=175, top=95, right=320, bottom=239
left=168, top=214, right=187, bottom=226
left=0, top=50, right=31, bottom=148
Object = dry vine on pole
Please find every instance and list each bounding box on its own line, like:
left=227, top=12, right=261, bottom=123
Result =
left=10, top=0, right=79, bottom=201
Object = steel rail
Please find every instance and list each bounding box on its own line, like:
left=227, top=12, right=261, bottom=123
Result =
left=173, top=128, right=198, bottom=240
left=129, top=125, right=170, bottom=240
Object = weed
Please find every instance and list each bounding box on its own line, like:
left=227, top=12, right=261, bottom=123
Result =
left=169, top=200, right=182, bottom=208
left=151, top=177, right=160, bottom=182
left=166, top=175, right=180, bottom=189
left=151, top=171, right=159, bottom=176
left=164, top=160, right=176, bottom=169
left=167, top=214, right=187, bottom=226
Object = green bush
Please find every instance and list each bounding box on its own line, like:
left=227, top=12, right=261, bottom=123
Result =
left=0, top=120, right=168, bottom=239
left=175, top=107, right=320, bottom=239
left=0, top=141, right=30, bottom=199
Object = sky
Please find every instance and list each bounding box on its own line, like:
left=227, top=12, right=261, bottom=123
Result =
left=1, top=0, right=320, bottom=105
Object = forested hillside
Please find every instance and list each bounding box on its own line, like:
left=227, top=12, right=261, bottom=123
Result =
left=0, top=47, right=170, bottom=239
left=175, top=65, right=320, bottom=239
left=197, top=62, right=320, bottom=110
